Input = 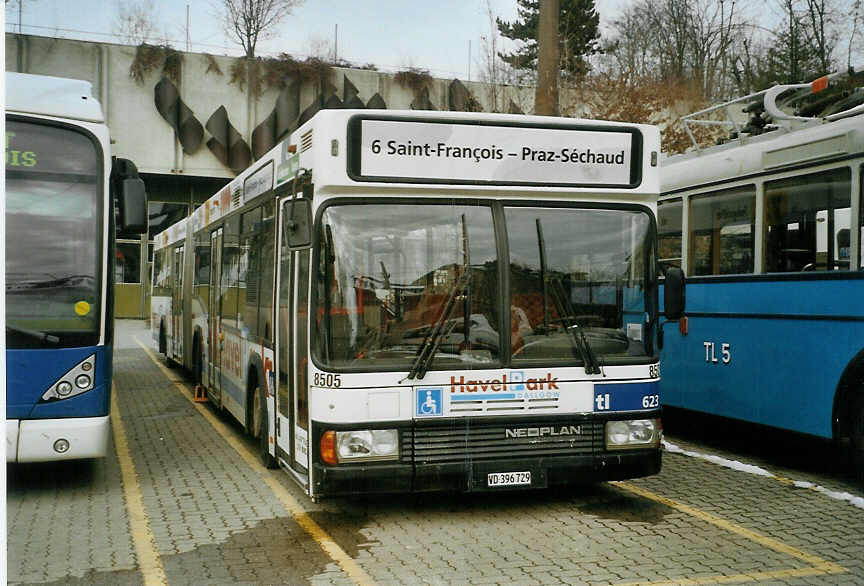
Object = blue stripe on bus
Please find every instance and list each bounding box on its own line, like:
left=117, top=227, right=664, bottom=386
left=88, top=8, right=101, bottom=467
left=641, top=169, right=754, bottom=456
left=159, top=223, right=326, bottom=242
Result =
left=593, top=381, right=659, bottom=412
left=451, top=393, right=517, bottom=401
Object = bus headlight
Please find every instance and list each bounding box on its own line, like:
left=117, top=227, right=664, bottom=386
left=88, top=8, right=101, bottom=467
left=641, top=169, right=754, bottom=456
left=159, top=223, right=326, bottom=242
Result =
left=605, top=419, right=659, bottom=449
left=322, top=429, right=399, bottom=463
left=40, top=354, right=96, bottom=402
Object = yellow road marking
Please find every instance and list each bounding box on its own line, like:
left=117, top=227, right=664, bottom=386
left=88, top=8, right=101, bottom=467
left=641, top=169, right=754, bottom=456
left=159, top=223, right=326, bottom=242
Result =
left=614, top=481, right=847, bottom=585
left=111, top=384, right=168, bottom=586
left=134, top=337, right=376, bottom=586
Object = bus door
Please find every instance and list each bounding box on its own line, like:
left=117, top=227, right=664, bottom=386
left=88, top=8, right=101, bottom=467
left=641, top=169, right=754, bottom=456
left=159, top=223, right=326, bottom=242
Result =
left=208, top=228, right=224, bottom=405
left=276, top=197, right=309, bottom=476
left=171, top=245, right=184, bottom=360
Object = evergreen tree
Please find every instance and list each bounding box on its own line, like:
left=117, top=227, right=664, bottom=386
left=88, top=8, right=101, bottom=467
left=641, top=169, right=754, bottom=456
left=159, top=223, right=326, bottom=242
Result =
left=496, top=0, right=601, bottom=77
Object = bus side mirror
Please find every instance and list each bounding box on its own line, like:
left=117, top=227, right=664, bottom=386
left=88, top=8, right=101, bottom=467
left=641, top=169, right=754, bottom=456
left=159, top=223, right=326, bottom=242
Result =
left=112, top=157, right=148, bottom=234
left=664, top=266, right=686, bottom=321
left=120, top=178, right=147, bottom=234
left=287, top=199, right=312, bottom=249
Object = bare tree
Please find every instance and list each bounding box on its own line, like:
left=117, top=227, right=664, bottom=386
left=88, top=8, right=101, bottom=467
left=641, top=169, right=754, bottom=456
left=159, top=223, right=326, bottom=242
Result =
left=847, top=0, right=863, bottom=67
left=222, top=0, right=304, bottom=59
left=475, top=0, right=533, bottom=113
left=802, top=0, right=839, bottom=72
left=603, top=0, right=746, bottom=99
left=113, top=0, right=166, bottom=46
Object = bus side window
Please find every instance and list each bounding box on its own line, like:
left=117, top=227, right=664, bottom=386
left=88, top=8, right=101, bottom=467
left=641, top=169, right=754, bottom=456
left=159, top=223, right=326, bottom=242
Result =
left=222, top=215, right=241, bottom=328
left=764, top=169, right=851, bottom=272
left=195, top=231, right=211, bottom=312
left=658, top=199, right=682, bottom=272
left=258, top=201, right=276, bottom=342
left=241, top=207, right=263, bottom=337
left=688, top=186, right=755, bottom=276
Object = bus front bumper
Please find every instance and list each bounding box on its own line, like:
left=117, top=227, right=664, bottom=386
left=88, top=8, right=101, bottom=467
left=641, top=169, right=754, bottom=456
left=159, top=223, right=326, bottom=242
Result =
left=6, top=416, right=110, bottom=463
left=312, top=450, right=661, bottom=497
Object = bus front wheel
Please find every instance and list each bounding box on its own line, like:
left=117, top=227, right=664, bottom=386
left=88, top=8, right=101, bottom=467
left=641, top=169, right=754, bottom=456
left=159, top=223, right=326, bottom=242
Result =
left=851, top=392, right=864, bottom=480
left=252, top=385, right=277, bottom=469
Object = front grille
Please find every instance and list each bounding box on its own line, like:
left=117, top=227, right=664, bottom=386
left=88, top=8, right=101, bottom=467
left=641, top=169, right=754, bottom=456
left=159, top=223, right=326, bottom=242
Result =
left=403, top=418, right=602, bottom=464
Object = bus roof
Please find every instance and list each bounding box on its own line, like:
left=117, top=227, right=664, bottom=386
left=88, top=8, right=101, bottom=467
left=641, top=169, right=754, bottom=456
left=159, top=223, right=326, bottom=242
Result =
left=661, top=111, right=864, bottom=194
left=661, top=68, right=863, bottom=195
left=6, top=72, right=104, bottom=123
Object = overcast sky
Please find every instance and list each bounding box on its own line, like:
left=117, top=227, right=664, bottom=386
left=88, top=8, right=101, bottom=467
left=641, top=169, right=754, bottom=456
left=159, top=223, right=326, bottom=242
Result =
left=5, top=0, right=626, bottom=79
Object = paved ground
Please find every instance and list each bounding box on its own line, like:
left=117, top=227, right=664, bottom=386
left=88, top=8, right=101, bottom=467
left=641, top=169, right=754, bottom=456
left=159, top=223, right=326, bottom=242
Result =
left=6, top=319, right=864, bottom=585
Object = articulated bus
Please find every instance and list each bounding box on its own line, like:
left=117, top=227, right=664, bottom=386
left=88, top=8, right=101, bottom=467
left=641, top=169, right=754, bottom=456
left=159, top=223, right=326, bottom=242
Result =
left=153, top=109, right=685, bottom=498
left=658, top=68, right=864, bottom=470
left=6, top=72, right=147, bottom=462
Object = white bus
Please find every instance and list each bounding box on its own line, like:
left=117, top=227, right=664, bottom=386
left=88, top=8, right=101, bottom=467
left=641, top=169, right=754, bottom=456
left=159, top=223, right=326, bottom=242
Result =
left=6, top=72, right=146, bottom=462
left=153, top=110, right=684, bottom=498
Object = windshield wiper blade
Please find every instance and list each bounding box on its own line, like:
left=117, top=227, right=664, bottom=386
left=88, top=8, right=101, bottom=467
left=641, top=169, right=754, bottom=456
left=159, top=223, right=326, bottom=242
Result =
left=404, top=270, right=470, bottom=381
left=405, top=215, right=472, bottom=381
left=550, top=279, right=602, bottom=375
left=536, top=218, right=600, bottom=375
left=6, top=325, right=60, bottom=345
left=6, top=273, right=94, bottom=292
left=460, top=215, right=472, bottom=351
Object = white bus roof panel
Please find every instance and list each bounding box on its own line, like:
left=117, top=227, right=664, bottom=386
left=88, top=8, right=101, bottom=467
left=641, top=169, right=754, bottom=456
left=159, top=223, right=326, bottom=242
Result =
left=6, top=72, right=104, bottom=123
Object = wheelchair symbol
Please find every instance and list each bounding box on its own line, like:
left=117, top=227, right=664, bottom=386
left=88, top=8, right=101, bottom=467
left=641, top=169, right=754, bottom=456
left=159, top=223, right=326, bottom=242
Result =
left=416, top=388, right=443, bottom=417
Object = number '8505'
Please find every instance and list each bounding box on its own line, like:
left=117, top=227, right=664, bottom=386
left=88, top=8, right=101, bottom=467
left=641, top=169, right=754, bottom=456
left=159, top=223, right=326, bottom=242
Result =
left=313, top=372, right=342, bottom=388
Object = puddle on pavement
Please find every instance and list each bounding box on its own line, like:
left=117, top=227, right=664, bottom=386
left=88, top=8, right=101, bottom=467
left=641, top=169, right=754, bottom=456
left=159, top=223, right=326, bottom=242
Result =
left=569, top=484, right=672, bottom=524
left=307, top=507, right=380, bottom=558
left=157, top=515, right=339, bottom=584
left=29, top=568, right=143, bottom=586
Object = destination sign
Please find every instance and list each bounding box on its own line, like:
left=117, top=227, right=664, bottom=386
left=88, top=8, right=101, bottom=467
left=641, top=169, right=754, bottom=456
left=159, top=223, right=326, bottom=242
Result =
left=349, top=117, right=641, bottom=187
left=6, top=121, right=99, bottom=176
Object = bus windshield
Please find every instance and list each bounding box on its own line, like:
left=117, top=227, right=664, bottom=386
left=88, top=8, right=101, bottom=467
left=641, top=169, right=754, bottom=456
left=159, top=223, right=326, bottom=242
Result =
left=5, top=120, right=103, bottom=349
left=315, top=202, right=655, bottom=371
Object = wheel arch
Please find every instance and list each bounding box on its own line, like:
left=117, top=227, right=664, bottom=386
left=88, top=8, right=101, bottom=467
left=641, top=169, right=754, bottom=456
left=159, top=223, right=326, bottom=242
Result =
left=191, top=327, right=204, bottom=382
left=832, top=347, right=864, bottom=443
left=158, top=318, right=167, bottom=354
left=245, top=351, right=265, bottom=431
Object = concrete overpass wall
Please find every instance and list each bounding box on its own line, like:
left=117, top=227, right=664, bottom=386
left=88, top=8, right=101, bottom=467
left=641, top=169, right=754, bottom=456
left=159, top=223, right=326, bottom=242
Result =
left=6, top=33, right=535, bottom=180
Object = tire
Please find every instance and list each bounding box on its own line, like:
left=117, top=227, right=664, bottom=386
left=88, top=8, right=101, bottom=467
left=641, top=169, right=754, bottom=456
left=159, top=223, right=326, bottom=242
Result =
left=160, top=326, right=176, bottom=367
left=850, top=392, right=864, bottom=481
left=192, top=337, right=203, bottom=386
left=253, top=385, right=278, bottom=469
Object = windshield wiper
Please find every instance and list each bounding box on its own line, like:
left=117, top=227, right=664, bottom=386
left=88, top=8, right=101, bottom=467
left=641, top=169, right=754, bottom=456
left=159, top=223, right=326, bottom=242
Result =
left=320, top=224, right=335, bottom=359
left=6, top=273, right=95, bottom=292
left=6, top=325, right=60, bottom=345
left=404, top=215, right=471, bottom=381
left=460, top=215, right=472, bottom=351
left=535, top=218, right=601, bottom=375
left=549, top=278, right=602, bottom=375
left=535, top=219, right=550, bottom=333
left=404, top=271, right=469, bottom=381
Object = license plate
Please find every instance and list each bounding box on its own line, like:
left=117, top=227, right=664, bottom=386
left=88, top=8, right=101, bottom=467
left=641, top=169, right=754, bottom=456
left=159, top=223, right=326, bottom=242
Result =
left=487, top=471, right=531, bottom=487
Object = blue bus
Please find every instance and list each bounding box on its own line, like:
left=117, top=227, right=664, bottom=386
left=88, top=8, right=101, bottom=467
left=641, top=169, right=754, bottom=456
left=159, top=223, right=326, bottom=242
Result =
left=658, top=68, right=864, bottom=470
left=5, top=73, right=146, bottom=462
